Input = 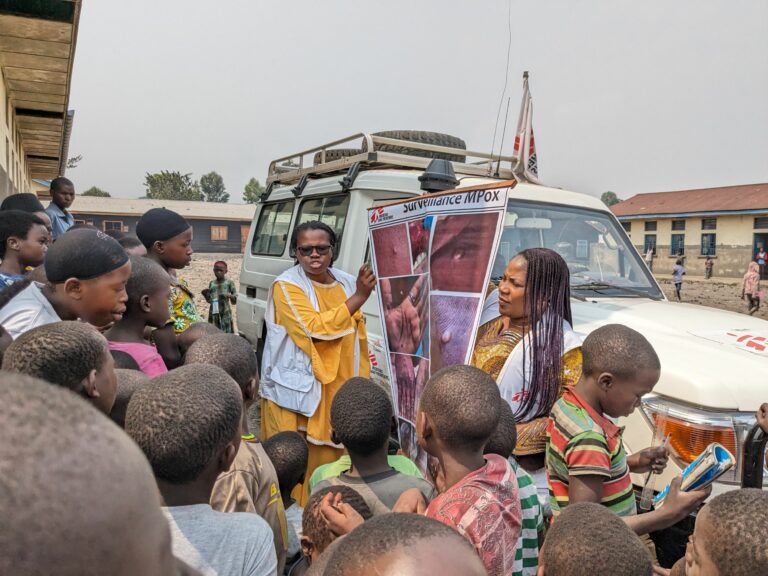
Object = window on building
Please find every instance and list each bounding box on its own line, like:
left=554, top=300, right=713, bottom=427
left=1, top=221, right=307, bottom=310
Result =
left=103, top=221, right=124, bottom=233
left=644, top=221, right=657, bottom=232
left=296, top=194, right=351, bottom=251
left=671, top=220, right=686, bottom=231
left=701, top=218, right=717, bottom=230
left=754, top=217, right=768, bottom=230
left=644, top=234, right=657, bottom=255
left=621, top=222, right=631, bottom=233
left=74, top=219, right=86, bottom=225
left=211, top=226, right=228, bottom=241
left=671, top=234, right=685, bottom=256
left=251, top=200, right=295, bottom=255
left=701, top=233, right=716, bottom=256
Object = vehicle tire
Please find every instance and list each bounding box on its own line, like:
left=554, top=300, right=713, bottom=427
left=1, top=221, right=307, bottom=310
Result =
left=313, top=148, right=362, bottom=165
left=362, top=130, right=467, bottom=162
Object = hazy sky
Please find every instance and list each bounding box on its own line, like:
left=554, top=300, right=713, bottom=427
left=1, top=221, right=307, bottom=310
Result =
left=67, top=1, right=768, bottom=201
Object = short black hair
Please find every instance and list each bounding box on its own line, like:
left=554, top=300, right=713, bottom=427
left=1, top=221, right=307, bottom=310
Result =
left=541, top=502, right=653, bottom=576
left=331, top=377, right=392, bottom=455
left=324, top=513, right=481, bottom=576
left=262, top=431, right=309, bottom=495
left=303, top=485, right=373, bottom=555
left=177, top=322, right=221, bottom=356
left=582, top=324, right=661, bottom=379
left=484, top=399, right=517, bottom=458
left=0, top=372, right=164, bottom=576
left=50, top=176, right=74, bottom=192
left=45, top=228, right=128, bottom=283
left=419, top=365, right=501, bottom=451
left=699, top=489, right=768, bottom=576
left=110, top=349, right=140, bottom=370
left=2, top=321, right=109, bottom=394
left=185, top=333, right=258, bottom=391
left=0, top=210, right=46, bottom=258
left=125, top=255, right=169, bottom=311
left=290, top=220, right=338, bottom=261
left=125, top=364, right=242, bottom=484
left=109, top=368, right=149, bottom=428
left=0, top=192, right=45, bottom=213
left=118, top=234, right=143, bottom=250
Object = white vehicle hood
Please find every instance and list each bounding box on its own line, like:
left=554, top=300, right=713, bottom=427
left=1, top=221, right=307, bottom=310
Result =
left=572, top=299, right=768, bottom=412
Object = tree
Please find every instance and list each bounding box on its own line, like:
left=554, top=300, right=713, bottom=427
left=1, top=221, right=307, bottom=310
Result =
left=243, top=177, right=265, bottom=204
left=601, top=191, right=621, bottom=206
left=144, top=171, right=202, bottom=201
left=66, top=154, right=82, bottom=169
left=200, top=171, right=229, bottom=203
left=81, top=186, right=110, bottom=197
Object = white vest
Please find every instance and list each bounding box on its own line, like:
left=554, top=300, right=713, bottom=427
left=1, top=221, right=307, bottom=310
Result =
left=479, top=289, right=583, bottom=421
left=260, top=265, right=360, bottom=417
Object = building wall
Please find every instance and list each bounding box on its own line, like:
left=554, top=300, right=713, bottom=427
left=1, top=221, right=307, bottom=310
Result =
left=69, top=210, right=248, bottom=254
left=0, top=66, right=32, bottom=200
left=621, top=213, right=768, bottom=277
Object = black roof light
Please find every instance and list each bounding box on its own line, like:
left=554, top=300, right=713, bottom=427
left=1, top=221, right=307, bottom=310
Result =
left=419, top=159, right=458, bottom=193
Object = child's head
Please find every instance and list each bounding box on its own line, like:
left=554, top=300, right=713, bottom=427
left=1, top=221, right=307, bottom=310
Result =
left=484, top=399, right=517, bottom=459
left=539, top=502, right=652, bottom=576
left=50, top=176, right=75, bottom=210
left=302, top=486, right=373, bottom=563
left=136, top=208, right=193, bottom=269
left=110, top=368, right=150, bottom=428
left=686, top=488, right=768, bottom=576
left=118, top=234, right=147, bottom=257
left=44, top=228, right=131, bottom=327
left=213, top=260, right=228, bottom=281
left=125, top=364, right=242, bottom=493
left=177, top=321, right=221, bottom=356
left=581, top=324, right=661, bottom=419
left=331, top=377, right=392, bottom=457
left=324, top=512, right=487, bottom=576
left=0, top=372, right=176, bottom=576
left=124, top=256, right=171, bottom=328
left=417, top=365, right=501, bottom=455
left=2, top=321, right=117, bottom=414
left=0, top=210, right=48, bottom=268
left=262, top=431, right=309, bottom=498
left=111, top=349, right=141, bottom=370
left=185, top=333, right=259, bottom=401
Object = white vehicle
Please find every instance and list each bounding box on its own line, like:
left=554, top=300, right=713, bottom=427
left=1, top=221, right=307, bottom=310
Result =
left=237, top=131, right=767, bottom=513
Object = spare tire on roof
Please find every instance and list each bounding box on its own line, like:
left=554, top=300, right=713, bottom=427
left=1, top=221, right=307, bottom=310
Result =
left=313, top=148, right=363, bottom=166
left=362, top=130, right=467, bottom=163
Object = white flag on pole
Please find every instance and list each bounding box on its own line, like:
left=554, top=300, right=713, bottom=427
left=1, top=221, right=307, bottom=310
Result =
left=513, top=72, right=540, bottom=183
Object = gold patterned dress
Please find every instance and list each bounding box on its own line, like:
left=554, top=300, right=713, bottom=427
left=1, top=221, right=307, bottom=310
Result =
left=471, top=316, right=582, bottom=456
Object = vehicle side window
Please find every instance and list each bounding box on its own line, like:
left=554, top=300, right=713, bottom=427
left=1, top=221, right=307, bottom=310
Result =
left=295, top=194, right=350, bottom=251
left=251, top=200, right=295, bottom=255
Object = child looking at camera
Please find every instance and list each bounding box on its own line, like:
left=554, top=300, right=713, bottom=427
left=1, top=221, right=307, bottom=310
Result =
left=203, top=260, right=237, bottom=333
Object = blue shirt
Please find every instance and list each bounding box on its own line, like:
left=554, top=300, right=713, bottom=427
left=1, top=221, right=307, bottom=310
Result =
left=0, top=272, right=25, bottom=291
left=45, top=202, right=74, bottom=240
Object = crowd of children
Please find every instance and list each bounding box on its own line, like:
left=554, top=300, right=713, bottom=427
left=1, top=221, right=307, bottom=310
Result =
left=0, top=190, right=766, bottom=576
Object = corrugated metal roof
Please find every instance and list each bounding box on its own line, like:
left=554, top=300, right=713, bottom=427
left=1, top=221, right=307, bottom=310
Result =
left=70, top=196, right=255, bottom=221
left=611, top=183, right=768, bottom=217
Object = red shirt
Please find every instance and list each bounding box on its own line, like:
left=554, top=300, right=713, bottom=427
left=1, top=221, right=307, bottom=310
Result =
left=426, top=454, right=522, bottom=576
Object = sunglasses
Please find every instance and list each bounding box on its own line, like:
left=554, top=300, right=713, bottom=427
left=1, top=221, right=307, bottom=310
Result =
left=297, top=244, right=332, bottom=257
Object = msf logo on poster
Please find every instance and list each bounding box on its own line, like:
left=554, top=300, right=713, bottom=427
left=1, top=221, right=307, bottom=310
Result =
left=370, top=207, right=393, bottom=224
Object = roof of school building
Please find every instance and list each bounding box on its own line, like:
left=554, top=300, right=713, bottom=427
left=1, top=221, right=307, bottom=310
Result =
left=69, top=196, right=255, bottom=222
left=611, top=183, right=768, bottom=219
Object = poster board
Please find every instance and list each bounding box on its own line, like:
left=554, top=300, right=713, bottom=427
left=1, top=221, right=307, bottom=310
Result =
left=367, top=182, right=512, bottom=470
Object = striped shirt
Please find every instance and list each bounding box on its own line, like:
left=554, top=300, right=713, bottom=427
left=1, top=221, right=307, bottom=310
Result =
left=509, top=458, right=543, bottom=576
left=546, top=388, right=636, bottom=518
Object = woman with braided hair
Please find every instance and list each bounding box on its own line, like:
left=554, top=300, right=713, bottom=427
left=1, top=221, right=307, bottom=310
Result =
left=472, top=248, right=582, bottom=510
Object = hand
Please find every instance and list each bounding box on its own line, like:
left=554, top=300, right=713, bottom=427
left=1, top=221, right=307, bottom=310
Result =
left=319, top=492, right=364, bottom=537
left=383, top=276, right=427, bottom=354
left=355, top=264, right=376, bottom=300
left=630, top=445, right=670, bottom=474
left=202, top=288, right=211, bottom=301
left=661, top=477, right=710, bottom=524
left=392, top=488, right=428, bottom=514
left=653, top=566, right=672, bottom=576
left=757, top=403, right=768, bottom=434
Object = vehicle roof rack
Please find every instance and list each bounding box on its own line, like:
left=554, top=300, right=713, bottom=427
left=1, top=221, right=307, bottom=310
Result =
left=266, top=132, right=520, bottom=187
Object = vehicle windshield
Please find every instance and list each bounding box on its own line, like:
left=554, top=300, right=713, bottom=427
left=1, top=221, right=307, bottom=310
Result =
left=491, top=201, right=663, bottom=299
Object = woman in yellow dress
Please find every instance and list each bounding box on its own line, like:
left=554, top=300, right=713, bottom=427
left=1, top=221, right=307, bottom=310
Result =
left=472, top=248, right=582, bottom=511
left=260, top=221, right=376, bottom=504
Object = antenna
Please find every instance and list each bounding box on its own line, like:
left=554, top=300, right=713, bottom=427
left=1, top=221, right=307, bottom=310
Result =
left=489, top=0, right=513, bottom=166
left=495, top=97, right=511, bottom=177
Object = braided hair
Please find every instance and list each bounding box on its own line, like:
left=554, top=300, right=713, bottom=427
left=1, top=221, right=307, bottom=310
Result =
left=516, top=247, right=572, bottom=421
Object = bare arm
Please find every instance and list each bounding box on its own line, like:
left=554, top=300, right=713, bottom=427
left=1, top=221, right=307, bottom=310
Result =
left=154, top=324, right=181, bottom=370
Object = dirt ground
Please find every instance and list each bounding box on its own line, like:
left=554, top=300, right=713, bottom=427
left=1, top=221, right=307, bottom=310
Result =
left=184, top=254, right=766, bottom=323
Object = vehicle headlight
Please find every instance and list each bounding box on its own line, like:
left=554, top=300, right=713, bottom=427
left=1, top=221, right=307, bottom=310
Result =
left=640, top=396, right=766, bottom=486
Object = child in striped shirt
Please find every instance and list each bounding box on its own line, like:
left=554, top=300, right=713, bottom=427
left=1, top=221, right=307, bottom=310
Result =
left=484, top=400, right=543, bottom=576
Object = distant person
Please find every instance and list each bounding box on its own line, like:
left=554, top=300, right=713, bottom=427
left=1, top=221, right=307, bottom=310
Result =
left=0, top=192, right=52, bottom=231
left=44, top=177, right=76, bottom=240
left=741, top=261, right=761, bottom=315
left=672, top=258, right=685, bottom=301
left=756, top=245, right=767, bottom=279
left=202, top=260, right=237, bottom=333
left=0, top=211, right=48, bottom=291
left=645, top=247, right=654, bottom=271
left=704, top=256, right=714, bottom=280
